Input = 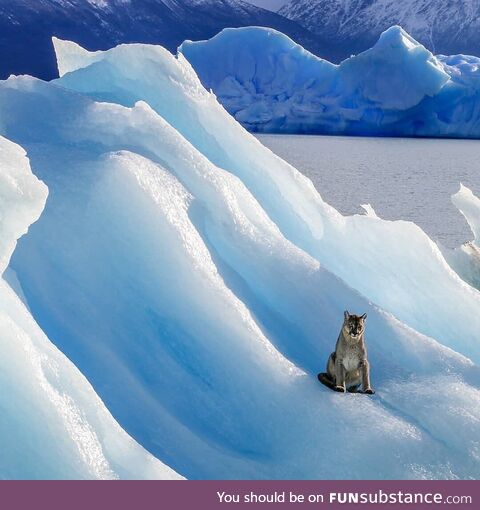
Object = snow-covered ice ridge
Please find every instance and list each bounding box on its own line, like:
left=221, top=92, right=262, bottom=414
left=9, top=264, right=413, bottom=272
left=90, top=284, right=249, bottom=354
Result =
left=0, top=36, right=479, bottom=479
left=181, top=25, right=480, bottom=137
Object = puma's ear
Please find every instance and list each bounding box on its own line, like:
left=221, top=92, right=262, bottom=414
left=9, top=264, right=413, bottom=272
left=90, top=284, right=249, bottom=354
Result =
left=361, top=313, right=367, bottom=321
left=344, top=310, right=350, bottom=320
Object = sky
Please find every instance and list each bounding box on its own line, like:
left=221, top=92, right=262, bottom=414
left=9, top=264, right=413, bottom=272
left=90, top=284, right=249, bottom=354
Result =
left=244, top=0, right=288, bottom=11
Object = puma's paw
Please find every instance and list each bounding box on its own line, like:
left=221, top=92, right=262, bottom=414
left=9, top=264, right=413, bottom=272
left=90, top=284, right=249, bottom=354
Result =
left=334, top=385, right=346, bottom=393
left=364, top=388, right=375, bottom=395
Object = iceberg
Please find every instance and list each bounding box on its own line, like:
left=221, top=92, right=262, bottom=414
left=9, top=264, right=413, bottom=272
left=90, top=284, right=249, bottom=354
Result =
left=0, top=37, right=478, bottom=479
left=445, top=185, right=480, bottom=290
left=180, top=25, right=480, bottom=138
left=452, top=185, right=480, bottom=244
left=52, top=36, right=480, bottom=364
left=0, top=136, right=181, bottom=479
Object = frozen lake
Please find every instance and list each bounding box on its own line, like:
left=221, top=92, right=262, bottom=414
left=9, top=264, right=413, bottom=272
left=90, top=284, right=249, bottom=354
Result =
left=257, top=134, right=480, bottom=249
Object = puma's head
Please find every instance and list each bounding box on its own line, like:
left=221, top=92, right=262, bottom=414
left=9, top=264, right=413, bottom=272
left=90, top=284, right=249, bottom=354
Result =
left=343, top=311, right=367, bottom=340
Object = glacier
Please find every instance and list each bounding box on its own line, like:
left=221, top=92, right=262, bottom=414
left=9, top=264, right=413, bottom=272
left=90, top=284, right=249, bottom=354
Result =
left=0, top=137, right=181, bottom=479
left=0, top=36, right=479, bottom=480
left=180, top=25, right=480, bottom=138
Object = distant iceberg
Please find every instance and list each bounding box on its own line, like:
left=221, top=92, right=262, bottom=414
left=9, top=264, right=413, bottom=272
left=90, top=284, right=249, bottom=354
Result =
left=445, top=185, right=480, bottom=290
left=180, top=26, right=480, bottom=138
left=0, top=36, right=479, bottom=479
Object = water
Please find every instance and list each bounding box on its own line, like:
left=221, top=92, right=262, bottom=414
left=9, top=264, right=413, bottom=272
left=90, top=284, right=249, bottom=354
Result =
left=257, top=134, right=480, bottom=249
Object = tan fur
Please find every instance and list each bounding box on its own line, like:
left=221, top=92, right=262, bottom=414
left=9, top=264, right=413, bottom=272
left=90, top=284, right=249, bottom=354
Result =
left=326, top=311, right=374, bottom=394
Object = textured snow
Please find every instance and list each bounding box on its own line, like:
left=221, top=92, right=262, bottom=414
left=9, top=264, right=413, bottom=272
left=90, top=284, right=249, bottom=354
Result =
left=0, top=136, right=181, bottom=479
left=180, top=25, right=480, bottom=138
left=0, top=36, right=477, bottom=479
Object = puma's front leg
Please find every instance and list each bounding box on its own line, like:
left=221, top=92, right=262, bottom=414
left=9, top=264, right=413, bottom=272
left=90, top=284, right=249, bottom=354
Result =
left=360, top=359, right=374, bottom=394
left=334, top=356, right=346, bottom=392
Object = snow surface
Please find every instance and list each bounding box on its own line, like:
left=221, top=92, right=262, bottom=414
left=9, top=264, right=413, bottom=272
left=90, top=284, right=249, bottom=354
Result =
left=245, top=0, right=287, bottom=11
left=180, top=26, right=480, bottom=137
left=0, top=36, right=477, bottom=479
left=0, top=137, right=181, bottom=479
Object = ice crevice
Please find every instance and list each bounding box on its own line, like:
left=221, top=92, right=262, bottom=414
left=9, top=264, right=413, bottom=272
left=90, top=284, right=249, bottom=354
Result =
left=0, top=37, right=479, bottom=479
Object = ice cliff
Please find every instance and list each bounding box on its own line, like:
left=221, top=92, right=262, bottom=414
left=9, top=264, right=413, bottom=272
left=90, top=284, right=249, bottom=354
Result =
left=0, top=36, right=479, bottom=479
left=180, top=26, right=480, bottom=137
